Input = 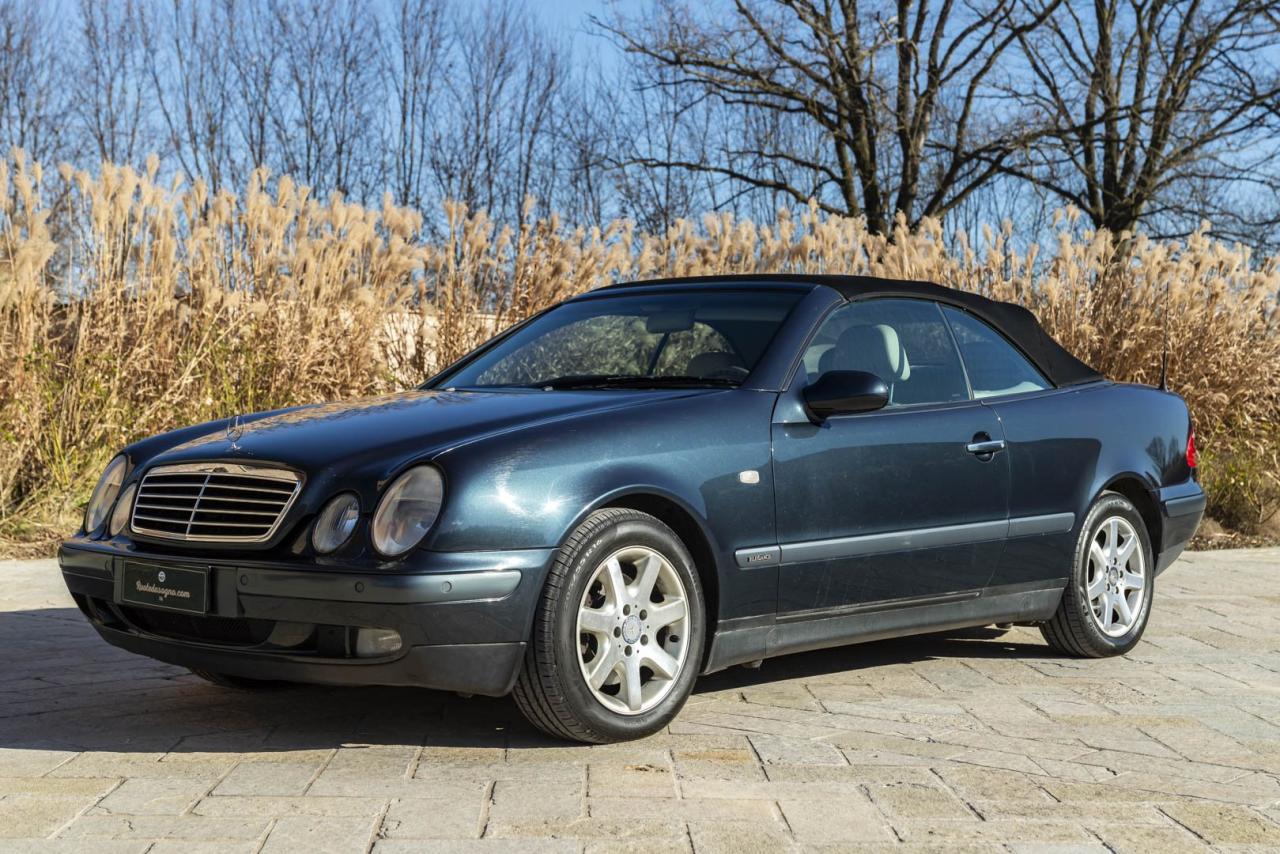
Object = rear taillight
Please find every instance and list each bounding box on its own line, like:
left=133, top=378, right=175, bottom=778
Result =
left=1186, top=426, right=1197, bottom=468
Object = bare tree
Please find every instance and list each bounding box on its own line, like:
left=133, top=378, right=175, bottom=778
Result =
left=224, top=0, right=282, bottom=185
left=600, top=0, right=1062, bottom=234
left=383, top=0, right=449, bottom=211
left=270, top=0, right=382, bottom=199
left=0, top=1, right=73, bottom=166
left=606, top=62, right=720, bottom=232
left=73, top=0, right=153, bottom=164
left=1003, top=0, right=1280, bottom=242
left=144, top=0, right=234, bottom=192
left=428, top=1, right=570, bottom=225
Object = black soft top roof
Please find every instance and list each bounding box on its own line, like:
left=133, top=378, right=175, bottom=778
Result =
left=601, top=274, right=1103, bottom=388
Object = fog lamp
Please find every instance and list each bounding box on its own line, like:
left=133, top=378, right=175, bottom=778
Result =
left=354, top=627, right=402, bottom=657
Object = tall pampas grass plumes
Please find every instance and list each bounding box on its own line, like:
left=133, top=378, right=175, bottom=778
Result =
left=2, top=151, right=1277, bottom=552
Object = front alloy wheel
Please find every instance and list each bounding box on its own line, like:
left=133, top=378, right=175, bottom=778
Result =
left=514, top=508, right=705, bottom=743
left=575, top=545, right=691, bottom=715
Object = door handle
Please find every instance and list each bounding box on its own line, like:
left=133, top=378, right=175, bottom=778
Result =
left=966, top=438, right=1006, bottom=455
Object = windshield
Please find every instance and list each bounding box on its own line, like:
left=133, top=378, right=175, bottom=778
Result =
left=434, top=290, right=803, bottom=390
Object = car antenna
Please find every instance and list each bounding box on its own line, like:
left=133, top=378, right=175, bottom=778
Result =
left=1158, top=275, right=1170, bottom=391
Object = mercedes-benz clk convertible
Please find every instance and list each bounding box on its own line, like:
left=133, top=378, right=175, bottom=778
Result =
left=60, top=275, right=1205, bottom=743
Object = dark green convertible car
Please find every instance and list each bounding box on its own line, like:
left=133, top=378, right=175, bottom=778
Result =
left=60, top=275, right=1204, bottom=742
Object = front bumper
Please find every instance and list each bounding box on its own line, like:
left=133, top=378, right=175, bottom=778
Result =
left=58, top=540, right=552, bottom=696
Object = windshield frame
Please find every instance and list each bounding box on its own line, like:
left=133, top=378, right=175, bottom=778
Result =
left=423, top=284, right=825, bottom=393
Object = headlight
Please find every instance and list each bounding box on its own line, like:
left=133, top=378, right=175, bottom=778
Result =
left=109, top=482, right=137, bottom=536
left=84, top=455, right=127, bottom=533
left=313, top=493, right=361, bottom=554
left=371, top=465, right=443, bottom=557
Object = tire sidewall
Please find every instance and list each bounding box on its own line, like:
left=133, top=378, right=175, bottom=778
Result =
left=1070, top=493, right=1155, bottom=655
left=549, top=514, right=705, bottom=740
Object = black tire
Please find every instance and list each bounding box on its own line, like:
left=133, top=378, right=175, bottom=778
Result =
left=1041, top=491, right=1155, bottom=657
left=513, top=508, right=706, bottom=743
left=188, top=668, right=289, bottom=690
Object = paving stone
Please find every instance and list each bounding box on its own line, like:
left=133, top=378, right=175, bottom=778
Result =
left=2, top=550, right=1279, bottom=850
left=1160, top=803, right=1280, bottom=845
left=750, top=734, right=847, bottom=766
left=588, top=795, right=776, bottom=821
left=0, top=842, right=148, bottom=853
left=194, top=795, right=387, bottom=817
left=0, top=794, right=97, bottom=838
left=260, top=815, right=380, bottom=853
left=213, top=760, right=322, bottom=796
left=780, top=795, right=892, bottom=842
left=687, top=819, right=792, bottom=853
left=892, top=820, right=1097, bottom=844
left=489, top=779, right=582, bottom=821
left=1092, top=823, right=1211, bottom=853
left=93, top=776, right=212, bottom=815
left=59, top=814, right=272, bottom=840
left=374, top=841, right=579, bottom=853
left=378, top=796, right=485, bottom=839
left=588, top=761, right=677, bottom=796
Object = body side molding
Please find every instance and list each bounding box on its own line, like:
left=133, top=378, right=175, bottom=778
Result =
left=733, top=513, right=1076, bottom=568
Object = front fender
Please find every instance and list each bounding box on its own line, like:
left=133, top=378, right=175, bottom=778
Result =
left=424, top=390, right=779, bottom=618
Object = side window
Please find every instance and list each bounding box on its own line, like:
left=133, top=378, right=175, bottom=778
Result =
left=805, top=299, right=969, bottom=406
left=942, top=306, right=1051, bottom=398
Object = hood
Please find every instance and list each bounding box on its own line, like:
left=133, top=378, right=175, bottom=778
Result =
left=145, top=388, right=703, bottom=479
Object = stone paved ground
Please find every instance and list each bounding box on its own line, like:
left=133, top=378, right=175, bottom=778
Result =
left=1, top=550, right=1278, bottom=852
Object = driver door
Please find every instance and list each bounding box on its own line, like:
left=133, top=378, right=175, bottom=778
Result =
left=771, top=298, right=1010, bottom=613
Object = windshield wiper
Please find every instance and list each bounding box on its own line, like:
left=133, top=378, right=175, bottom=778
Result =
left=530, top=374, right=740, bottom=389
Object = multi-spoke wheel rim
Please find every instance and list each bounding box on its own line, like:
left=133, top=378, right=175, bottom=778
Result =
left=575, top=546, right=690, bottom=716
left=1087, top=516, right=1146, bottom=637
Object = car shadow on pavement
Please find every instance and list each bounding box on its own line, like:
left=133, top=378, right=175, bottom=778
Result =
left=0, top=608, right=1057, bottom=755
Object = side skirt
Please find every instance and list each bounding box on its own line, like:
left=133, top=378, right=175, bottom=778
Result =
left=702, top=581, right=1066, bottom=674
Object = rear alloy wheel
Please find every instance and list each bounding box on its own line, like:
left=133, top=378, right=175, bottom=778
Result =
left=514, top=508, right=705, bottom=743
left=1041, top=492, right=1154, bottom=657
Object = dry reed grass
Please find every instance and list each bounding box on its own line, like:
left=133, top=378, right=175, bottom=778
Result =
left=2, top=150, right=1278, bottom=553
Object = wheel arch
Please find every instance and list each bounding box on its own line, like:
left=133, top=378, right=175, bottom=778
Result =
left=1098, top=474, right=1163, bottom=557
left=589, top=490, right=722, bottom=664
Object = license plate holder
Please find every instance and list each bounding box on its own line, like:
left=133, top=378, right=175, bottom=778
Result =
left=119, top=561, right=209, bottom=615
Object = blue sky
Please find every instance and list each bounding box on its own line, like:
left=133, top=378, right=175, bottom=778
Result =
left=529, top=0, right=623, bottom=67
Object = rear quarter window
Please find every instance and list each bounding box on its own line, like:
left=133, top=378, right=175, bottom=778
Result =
left=943, top=306, right=1051, bottom=398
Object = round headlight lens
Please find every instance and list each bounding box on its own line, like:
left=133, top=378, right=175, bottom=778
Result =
left=312, top=493, right=361, bottom=554
left=371, top=466, right=443, bottom=557
left=108, top=482, right=137, bottom=537
left=84, top=455, right=128, bottom=533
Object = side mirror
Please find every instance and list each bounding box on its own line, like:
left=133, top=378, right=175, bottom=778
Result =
left=803, top=370, right=889, bottom=420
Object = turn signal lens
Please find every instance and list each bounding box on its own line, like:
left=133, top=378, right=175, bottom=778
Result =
left=1186, top=427, right=1197, bottom=468
left=109, top=482, right=137, bottom=536
left=84, top=455, right=128, bottom=533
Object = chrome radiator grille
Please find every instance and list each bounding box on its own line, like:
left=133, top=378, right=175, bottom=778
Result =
left=130, top=463, right=301, bottom=543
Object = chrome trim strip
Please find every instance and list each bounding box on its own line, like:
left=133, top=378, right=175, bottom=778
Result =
left=734, top=545, right=781, bottom=568
left=769, top=512, right=1076, bottom=566
left=780, top=519, right=1008, bottom=564
left=130, top=462, right=302, bottom=544
left=775, top=588, right=980, bottom=623
left=1007, top=512, right=1075, bottom=537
